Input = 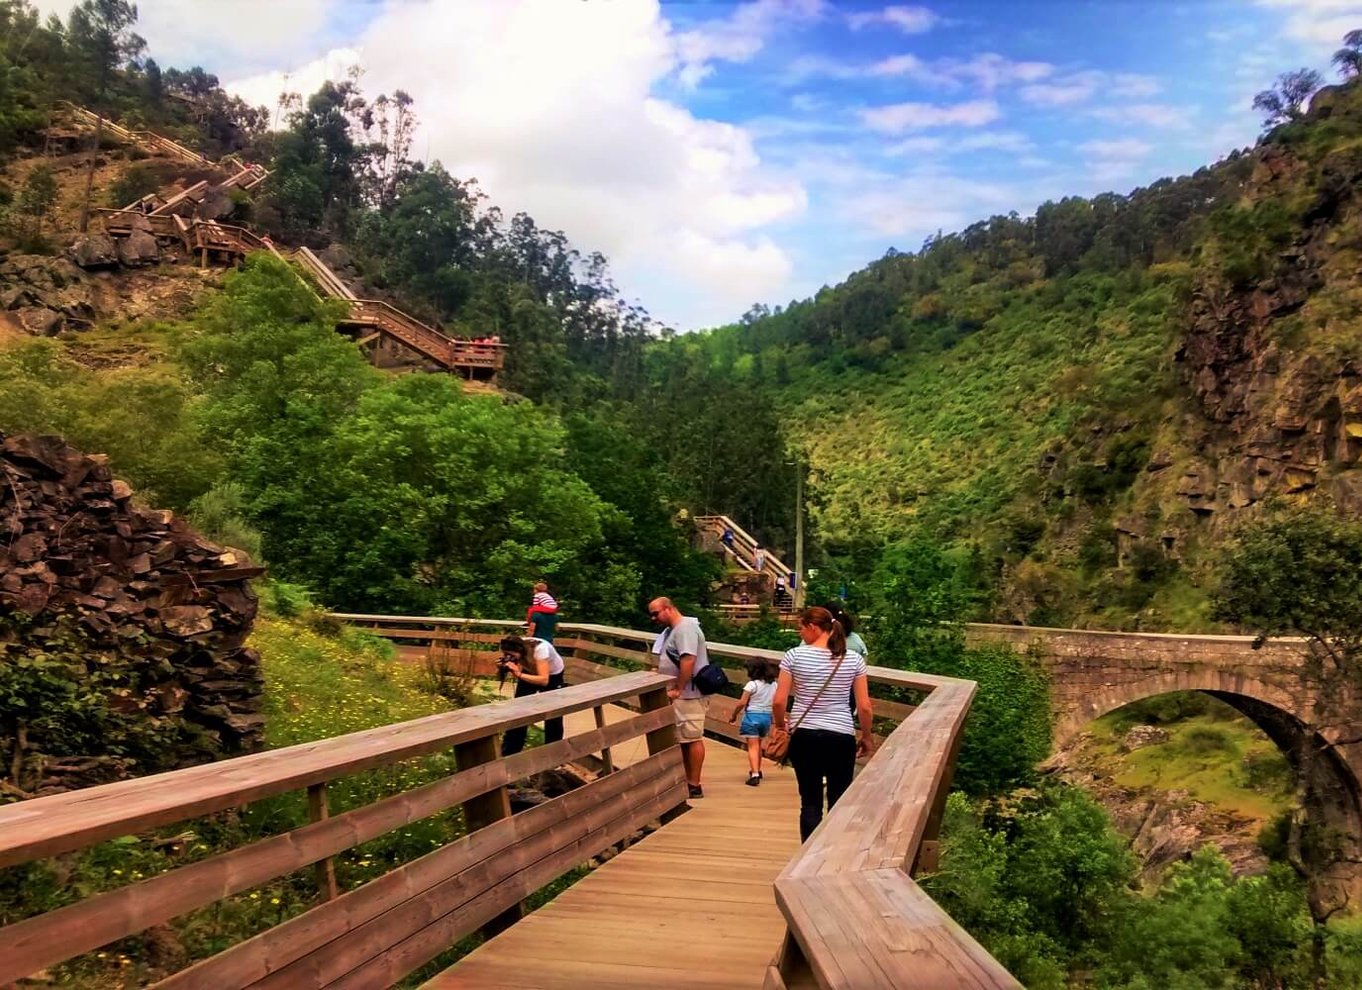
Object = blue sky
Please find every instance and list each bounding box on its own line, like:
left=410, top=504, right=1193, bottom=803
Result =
left=34, top=0, right=1359, bottom=329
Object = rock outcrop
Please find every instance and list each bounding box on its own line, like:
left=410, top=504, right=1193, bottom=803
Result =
left=0, top=432, right=266, bottom=793
left=0, top=252, right=97, bottom=336
left=1167, top=114, right=1362, bottom=521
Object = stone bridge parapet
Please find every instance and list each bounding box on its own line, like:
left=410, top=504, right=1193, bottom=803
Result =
left=964, top=622, right=1362, bottom=910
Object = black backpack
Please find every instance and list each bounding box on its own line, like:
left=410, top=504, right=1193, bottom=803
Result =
left=692, top=660, right=728, bottom=696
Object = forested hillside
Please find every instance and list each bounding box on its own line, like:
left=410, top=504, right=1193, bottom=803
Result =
left=661, top=74, right=1362, bottom=630
left=0, top=0, right=807, bottom=620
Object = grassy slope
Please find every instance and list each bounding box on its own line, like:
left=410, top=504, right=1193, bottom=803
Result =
left=794, top=271, right=1180, bottom=546
left=1087, top=706, right=1294, bottom=827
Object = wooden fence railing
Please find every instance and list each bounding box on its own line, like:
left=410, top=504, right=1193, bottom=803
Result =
left=0, top=669, right=683, bottom=989
left=333, top=614, right=1020, bottom=988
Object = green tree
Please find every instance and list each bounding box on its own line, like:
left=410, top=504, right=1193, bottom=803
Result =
left=1253, top=69, right=1324, bottom=129
left=1333, top=29, right=1362, bottom=78
left=67, top=0, right=144, bottom=231
left=1213, top=506, right=1362, bottom=981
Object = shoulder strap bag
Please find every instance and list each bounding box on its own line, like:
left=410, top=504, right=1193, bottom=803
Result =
left=762, top=651, right=847, bottom=764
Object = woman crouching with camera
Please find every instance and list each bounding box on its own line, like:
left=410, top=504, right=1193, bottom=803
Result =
left=772, top=606, right=874, bottom=841
left=498, top=635, right=566, bottom=756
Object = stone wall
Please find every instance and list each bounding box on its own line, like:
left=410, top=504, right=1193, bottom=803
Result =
left=0, top=432, right=265, bottom=794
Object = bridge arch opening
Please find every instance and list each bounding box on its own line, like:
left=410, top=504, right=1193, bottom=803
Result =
left=1074, top=689, right=1362, bottom=914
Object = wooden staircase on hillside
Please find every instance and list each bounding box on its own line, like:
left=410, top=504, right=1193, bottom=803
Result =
left=695, top=514, right=796, bottom=617
left=64, top=101, right=504, bottom=383
left=294, top=247, right=506, bottom=381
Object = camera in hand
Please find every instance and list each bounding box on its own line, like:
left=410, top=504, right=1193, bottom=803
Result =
left=496, top=653, right=516, bottom=686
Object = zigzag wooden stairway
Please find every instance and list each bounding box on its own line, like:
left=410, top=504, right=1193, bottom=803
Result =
left=0, top=616, right=1020, bottom=989
left=64, top=101, right=274, bottom=266
left=63, top=103, right=504, bottom=381
left=293, top=247, right=507, bottom=381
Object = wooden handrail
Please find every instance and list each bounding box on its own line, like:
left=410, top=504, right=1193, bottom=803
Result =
left=0, top=668, right=681, bottom=988
left=333, top=614, right=1017, bottom=988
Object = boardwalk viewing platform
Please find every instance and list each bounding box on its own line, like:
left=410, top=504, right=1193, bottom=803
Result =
left=0, top=617, right=1018, bottom=989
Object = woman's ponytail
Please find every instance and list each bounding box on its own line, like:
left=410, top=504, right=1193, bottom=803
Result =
left=828, top=619, right=847, bottom=661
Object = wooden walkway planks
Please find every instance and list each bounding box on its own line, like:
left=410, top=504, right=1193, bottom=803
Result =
left=424, top=706, right=802, bottom=989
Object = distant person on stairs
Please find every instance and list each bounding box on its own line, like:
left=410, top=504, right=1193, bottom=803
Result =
left=498, top=635, right=566, bottom=756
left=649, top=596, right=711, bottom=799
left=753, top=545, right=766, bottom=573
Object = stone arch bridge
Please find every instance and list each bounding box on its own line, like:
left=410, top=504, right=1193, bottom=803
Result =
left=965, top=622, right=1362, bottom=910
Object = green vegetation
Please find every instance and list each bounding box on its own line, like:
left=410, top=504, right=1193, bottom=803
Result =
left=4, top=4, right=1362, bottom=985
left=0, top=597, right=472, bottom=985
left=1090, top=695, right=1294, bottom=826
left=0, top=258, right=719, bottom=619
left=929, top=787, right=1360, bottom=989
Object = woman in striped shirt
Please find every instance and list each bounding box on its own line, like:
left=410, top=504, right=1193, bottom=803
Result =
left=773, top=606, right=875, bottom=841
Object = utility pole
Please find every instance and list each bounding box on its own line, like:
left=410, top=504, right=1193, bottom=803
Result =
left=794, top=453, right=805, bottom=612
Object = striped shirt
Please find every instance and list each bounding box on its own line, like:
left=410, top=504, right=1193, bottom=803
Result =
left=531, top=591, right=558, bottom=610
left=780, top=645, right=867, bottom=735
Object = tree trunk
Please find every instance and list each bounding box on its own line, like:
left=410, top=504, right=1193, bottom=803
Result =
left=79, top=114, right=104, bottom=233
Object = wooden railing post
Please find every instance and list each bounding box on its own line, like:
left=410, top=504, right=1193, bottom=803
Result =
left=593, top=706, right=616, bottom=774
left=911, top=707, right=968, bottom=876
left=307, top=782, right=340, bottom=901
left=453, top=734, right=522, bottom=936
left=638, top=685, right=684, bottom=824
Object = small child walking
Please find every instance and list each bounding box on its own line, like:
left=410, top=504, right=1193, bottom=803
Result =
left=729, top=657, right=777, bottom=786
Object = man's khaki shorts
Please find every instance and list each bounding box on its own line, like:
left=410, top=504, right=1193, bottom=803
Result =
left=674, top=696, right=709, bottom=742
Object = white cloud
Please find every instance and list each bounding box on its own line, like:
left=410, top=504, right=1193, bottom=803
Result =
left=1079, top=138, right=1153, bottom=159
left=869, top=53, right=931, bottom=78
left=1088, top=103, right=1195, bottom=128
left=225, top=0, right=805, bottom=331
left=1021, top=70, right=1160, bottom=107
left=1257, top=0, right=1362, bottom=51
left=848, top=5, right=941, bottom=34
left=860, top=99, right=1000, bottom=134
left=842, top=170, right=1022, bottom=237
left=1110, top=73, right=1161, bottom=98
left=1021, top=74, right=1102, bottom=106
left=225, top=48, right=363, bottom=115
left=886, top=130, right=1033, bottom=156
left=31, top=0, right=330, bottom=70
left=800, top=50, right=1052, bottom=92
left=947, top=52, right=1055, bottom=90
left=675, top=0, right=824, bottom=88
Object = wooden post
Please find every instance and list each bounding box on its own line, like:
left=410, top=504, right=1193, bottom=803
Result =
left=453, top=734, right=522, bottom=937
left=911, top=703, right=970, bottom=876
left=593, top=706, right=615, bottom=775
left=638, top=685, right=685, bottom=824
left=307, top=782, right=339, bottom=901
left=771, top=930, right=811, bottom=989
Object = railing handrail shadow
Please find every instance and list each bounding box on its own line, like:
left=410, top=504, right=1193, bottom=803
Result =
left=336, top=614, right=1021, bottom=988
left=0, top=667, right=682, bottom=989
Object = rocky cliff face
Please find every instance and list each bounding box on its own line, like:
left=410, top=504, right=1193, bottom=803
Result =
left=1154, top=89, right=1362, bottom=539
left=0, top=432, right=265, bottom=794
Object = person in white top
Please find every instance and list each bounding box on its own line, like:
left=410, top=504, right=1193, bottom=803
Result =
left=498, top=635, right=566, bottom=756
left=728, top=657, right=778, bottom=786
left=773, top=606, right=874, bottom=841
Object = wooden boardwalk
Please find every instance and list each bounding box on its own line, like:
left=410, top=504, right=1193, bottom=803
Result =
left=424, top=706, right=802, bottom=989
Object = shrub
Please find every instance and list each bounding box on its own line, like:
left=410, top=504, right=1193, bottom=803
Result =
left=107, top=163, right=161, bottom=208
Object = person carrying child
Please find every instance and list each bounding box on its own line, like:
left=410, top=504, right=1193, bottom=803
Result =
left=526, top=581, right=560, bottom=642
left=729, top=657, right=777, bottom=786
